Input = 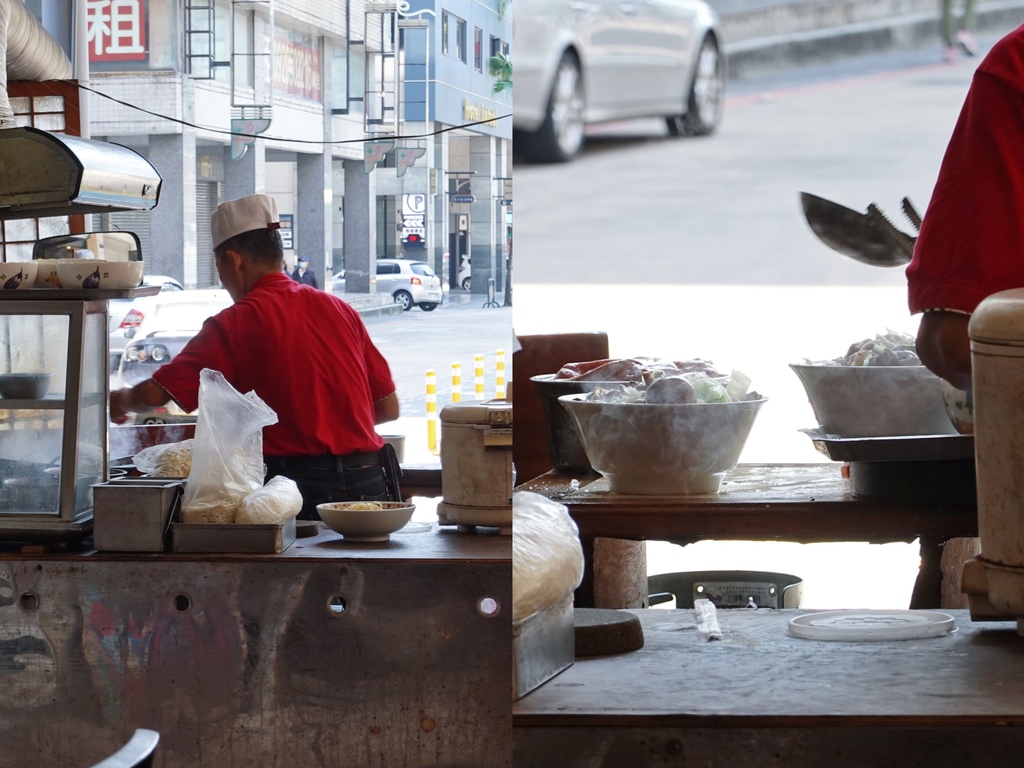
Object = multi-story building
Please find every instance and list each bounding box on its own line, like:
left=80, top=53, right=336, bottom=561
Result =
left=39, top=0, right=511, bottom=294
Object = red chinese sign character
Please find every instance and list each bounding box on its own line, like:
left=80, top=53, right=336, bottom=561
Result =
left=88, top=0, right=147, bottom=62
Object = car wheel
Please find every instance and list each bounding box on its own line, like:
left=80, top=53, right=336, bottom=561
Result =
left=520, top=52, right=585, bottom=163
left=394, top=290, right=413, bottom=311
left=141, top=416, right=166, bottom=425
left=666, top=35, right=724, bottom=138
left=420, top=303, right=438, bottom=312
left=461, top=277, right=471, bottom=291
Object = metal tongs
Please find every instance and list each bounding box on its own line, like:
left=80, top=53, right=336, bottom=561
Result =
left=799, top=191, right=922, bottom=267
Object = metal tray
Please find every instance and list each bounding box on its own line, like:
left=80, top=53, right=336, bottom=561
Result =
left=171, top=515, right=297, bottom=554
left=801, top=428, right=974, bottom=463
left=513, top=594, right=575, bottom=701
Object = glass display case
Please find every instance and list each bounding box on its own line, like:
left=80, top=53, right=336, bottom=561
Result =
left=0, top=290, right=153, bottom=542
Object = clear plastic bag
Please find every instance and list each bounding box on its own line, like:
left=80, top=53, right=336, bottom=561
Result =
left=512, top=491, right=585, bottom=622
left=180, top=369, right=278, bottom=524
left=237, top=475, right=302, bottom=524
left=133, top=439, right=194, bottom=477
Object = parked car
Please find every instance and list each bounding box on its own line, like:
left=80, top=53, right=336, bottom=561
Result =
left=331, top=269, right=346, bottom=292
left=375, top=259, right=443, bottom=311
left=456, top=255, right=471, bottom=291
left=108, top=275, right=185, bottom=372
left=117, top=289, right=232, bottom=393
left=514, top=0, right=726, bottom=162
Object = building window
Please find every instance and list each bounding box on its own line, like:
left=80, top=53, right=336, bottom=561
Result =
left=456, top=17, right=466, bottom=63
left=442, top=11, right=449, bottom=56
left=474, top=27, right=482, bottom=71
left=490, top=35, right=500, bottom=57
left=502, top=40, right=509, bottom=57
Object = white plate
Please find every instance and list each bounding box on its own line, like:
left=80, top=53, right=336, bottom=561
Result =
left=787, top=609, right=956, bottom=641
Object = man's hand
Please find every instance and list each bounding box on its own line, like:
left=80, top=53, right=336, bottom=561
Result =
left=110, top=388, right=133, bottom=424
left=110, top=379, right=173, bottom=424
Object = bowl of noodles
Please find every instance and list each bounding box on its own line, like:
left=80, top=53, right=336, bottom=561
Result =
left=316, top=500, right=416, bottom=542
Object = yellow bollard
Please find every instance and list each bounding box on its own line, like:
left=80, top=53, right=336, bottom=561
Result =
left=474, top=354, right=485, bottom=400
left=495, top=349, right=506, bottom=399
left=426, top=368, right=438, bottom=454
left=451, top=362, right=462, bottom=402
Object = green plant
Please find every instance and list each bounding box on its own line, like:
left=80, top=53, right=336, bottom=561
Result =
left=488, top=52, right=512, bottom=94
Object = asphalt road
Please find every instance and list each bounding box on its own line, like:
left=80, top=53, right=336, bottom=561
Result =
left=363, top=292, right=513, bottom=463
left=514, top=38, right=989, bottom=287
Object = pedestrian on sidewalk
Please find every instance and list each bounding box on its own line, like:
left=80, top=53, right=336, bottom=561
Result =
left=941, top=0, right=978, bottom=62
left=291, top=255, right=319, bottom=288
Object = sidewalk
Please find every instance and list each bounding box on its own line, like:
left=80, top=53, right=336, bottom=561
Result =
left=709, top=0, right=1024, bottom=78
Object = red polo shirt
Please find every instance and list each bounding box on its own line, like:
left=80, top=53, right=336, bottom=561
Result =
left=907, top=24, right=1024, bottom=315
left=153, top=273, right=394, bottom=457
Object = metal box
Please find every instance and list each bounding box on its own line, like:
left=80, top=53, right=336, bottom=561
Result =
left=171, top=516, right=297, bottom=554
left=92, top=478, right=183, bottom=552
left=513, top=594, right=575, bottom=701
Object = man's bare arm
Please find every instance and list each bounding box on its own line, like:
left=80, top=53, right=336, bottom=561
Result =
left=916, top=311, right=972, bottom=391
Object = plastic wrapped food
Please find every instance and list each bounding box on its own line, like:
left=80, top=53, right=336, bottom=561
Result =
left=236, top=475, right=303, bottom=524
left=513, top=491, right=585, bottom=622
left=180, top=369, right=278, bottom=524
left=133, top=439, right=193, bottom=478
left=584, top=369, right=756, bottom=405
left=805, top=330, right=921, bottom=367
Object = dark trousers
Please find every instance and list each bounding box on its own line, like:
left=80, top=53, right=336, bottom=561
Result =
left=264, top=453, right=389, bottom=521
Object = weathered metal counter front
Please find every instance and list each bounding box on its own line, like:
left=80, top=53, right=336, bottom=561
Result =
left=0, top=524, right=511, bottom=767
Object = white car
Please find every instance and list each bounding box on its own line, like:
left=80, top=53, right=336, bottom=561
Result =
left=514, top=0, right=726, bottom=162
left=117, top=289, right=233, bottom=389
left=375, top=259, right=443, bottom=311
left=107, top=274, right=185, bottom=372
left=456, top=255, right=471, bottom=291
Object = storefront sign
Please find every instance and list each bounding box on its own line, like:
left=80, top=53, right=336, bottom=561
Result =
left=402, top=194, right=426, bottom=243
left=196, top=152, right=224, bottom=182
left=462, top=99, right=498, bottom=127
left=272, top=30, right=322, bottom=101
left=87, top=0, right=147, bottom=62
left=279, top=214, right=294, bottom=250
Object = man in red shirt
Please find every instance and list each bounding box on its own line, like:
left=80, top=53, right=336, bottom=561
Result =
left=111, top=194, right=400, bottom=518
left=907, top=24, right=1024, bottom=391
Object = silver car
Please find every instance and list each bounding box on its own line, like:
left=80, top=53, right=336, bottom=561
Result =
left=375, top=259, right=443, bottom=312
left=514, top=0, right=726, bottom=162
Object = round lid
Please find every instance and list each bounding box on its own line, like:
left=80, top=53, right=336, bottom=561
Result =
left=970, top=288, right=1024, bottom=344
left=439, top=399, right=512, bottom=424
left=787, top=609, right=956, bottom=641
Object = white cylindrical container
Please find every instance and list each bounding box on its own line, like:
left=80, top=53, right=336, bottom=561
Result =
left=437, top=399, right=513, bottom=534
left=969, top=288, right=1024, bottom=620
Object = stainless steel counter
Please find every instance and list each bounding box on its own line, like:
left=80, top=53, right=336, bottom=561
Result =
left=0, top=523, right=511, bottom=767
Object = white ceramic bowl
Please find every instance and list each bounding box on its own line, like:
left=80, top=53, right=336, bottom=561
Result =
left=559, top=394, right=767, bottom=495
left=939, top=379, right=974, bottom=435
left=0, top=262, right=37, bottom=291
left=790, top=363, right=956, bottom=438
left=56, top=259, right=144, bottom=290
left=317, top=501, right=416, bottom=542
left=34, top=259, right=74, bottom=289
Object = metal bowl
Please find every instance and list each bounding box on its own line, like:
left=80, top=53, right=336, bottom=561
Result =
left=0, top=373, right=51, bottom=399
left=530, top=374, right=632, bottom=473
left=559, top=394, right=766, bottom=495
left=790, top=363, right=955, bottom=438
left=316, top=501, right=416, bottom=542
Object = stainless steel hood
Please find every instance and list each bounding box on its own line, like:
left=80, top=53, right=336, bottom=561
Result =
left=0, top=127, right=161, bottom=220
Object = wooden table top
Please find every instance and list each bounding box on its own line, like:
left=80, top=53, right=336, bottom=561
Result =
left=514, top=608, right=1024, bottom=727
left=519, top=464, right=978, bottom=543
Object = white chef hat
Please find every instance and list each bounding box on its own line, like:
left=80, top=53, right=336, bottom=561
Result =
left=211, top=194, right=280, bottom=249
